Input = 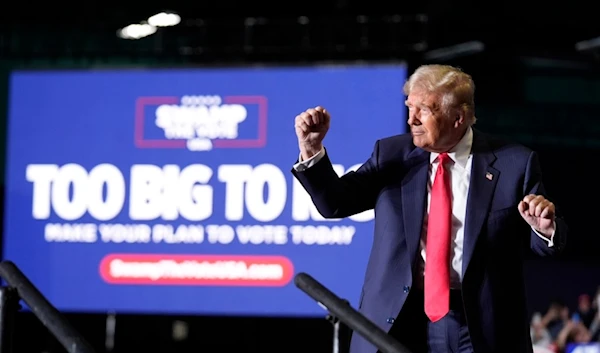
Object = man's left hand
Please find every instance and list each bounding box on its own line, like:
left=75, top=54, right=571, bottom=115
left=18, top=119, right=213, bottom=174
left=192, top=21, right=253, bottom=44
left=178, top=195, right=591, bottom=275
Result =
left=518, top=194, right=555, bottom=238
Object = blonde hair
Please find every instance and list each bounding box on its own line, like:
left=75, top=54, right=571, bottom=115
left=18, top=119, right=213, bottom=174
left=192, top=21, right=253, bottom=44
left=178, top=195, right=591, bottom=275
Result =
left=403, top=65, right=476, bottom=124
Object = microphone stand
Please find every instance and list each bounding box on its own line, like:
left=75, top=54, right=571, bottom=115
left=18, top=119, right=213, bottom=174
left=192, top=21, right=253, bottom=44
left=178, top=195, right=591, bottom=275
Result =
left=294, top=272, right=411, bottom=353
left=326, top=312, right=341, bottom=353
left=326, top=299, right=350, bottom=353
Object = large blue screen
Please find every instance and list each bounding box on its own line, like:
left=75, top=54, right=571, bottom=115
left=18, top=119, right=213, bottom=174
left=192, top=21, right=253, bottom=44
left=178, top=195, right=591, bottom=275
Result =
left=3, top=64, right=407, bottom=316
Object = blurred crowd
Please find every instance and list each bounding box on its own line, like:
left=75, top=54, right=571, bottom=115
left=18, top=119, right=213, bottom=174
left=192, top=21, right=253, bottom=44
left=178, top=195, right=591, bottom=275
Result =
left=531, top=288, right=600, bottom=353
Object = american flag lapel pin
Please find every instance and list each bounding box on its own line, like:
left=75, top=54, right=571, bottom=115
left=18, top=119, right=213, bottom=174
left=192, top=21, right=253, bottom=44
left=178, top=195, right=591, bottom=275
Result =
left=485, top=172, right=493, bottom=181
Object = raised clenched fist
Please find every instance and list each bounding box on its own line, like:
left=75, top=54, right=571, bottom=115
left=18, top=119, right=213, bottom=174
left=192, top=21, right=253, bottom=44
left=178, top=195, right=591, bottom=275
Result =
left=295, top=106, right=330, bottom=160
left=518, top=194, right=556, bottom=238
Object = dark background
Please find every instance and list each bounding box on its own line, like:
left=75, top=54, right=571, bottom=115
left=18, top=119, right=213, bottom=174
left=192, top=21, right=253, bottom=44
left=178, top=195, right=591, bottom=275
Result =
left=1, top=2, right=599, bottom=352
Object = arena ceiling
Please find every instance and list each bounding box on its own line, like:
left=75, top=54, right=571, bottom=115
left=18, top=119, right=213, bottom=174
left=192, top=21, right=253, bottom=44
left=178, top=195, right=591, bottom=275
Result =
left=0, top=1, right=598, bottom=64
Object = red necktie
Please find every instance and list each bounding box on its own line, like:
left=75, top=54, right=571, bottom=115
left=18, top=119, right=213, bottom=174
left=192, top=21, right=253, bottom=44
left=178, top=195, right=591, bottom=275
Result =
left=424, top=152, right=452, bottom=322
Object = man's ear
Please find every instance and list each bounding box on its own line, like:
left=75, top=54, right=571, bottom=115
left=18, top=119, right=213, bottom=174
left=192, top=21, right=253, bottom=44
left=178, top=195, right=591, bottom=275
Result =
left=453, top=110, right=466, bottom=128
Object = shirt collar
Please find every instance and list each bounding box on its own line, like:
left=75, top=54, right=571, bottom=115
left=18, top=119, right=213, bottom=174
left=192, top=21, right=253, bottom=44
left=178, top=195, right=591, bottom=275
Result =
left=429, top=127, right=473, bottom=168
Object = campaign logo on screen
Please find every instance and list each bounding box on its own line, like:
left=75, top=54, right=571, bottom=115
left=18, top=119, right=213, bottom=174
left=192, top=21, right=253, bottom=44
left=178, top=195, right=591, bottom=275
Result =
left=134, top=95, right=268, bottom=151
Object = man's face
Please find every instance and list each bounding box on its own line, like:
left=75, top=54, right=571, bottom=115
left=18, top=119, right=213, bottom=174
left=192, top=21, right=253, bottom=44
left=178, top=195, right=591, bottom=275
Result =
left=579, top=296, right=591, bottom=312
left=405, top=89, right=460, bottom=153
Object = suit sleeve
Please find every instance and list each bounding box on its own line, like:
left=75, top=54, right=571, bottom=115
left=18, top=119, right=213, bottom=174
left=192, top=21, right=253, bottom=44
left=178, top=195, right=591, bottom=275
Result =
left=523, top=151, right=568, bottom=256
left=291, top=141, right=382, bottom=219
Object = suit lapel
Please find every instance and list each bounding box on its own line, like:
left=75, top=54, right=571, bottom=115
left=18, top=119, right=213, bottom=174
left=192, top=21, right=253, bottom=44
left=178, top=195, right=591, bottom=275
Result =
left=401, top=148, right=430, bottom=267
left=462, top=131, right=499, bottom=278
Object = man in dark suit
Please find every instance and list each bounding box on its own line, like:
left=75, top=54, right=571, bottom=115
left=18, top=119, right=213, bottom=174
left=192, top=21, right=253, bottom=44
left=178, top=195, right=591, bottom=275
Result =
left=291, top=65, right=567, bottom=353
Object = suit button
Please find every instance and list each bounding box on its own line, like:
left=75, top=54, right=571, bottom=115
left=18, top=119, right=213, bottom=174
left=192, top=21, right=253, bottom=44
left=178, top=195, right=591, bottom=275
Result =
left=386, top=317, right=395, bottom=324
left=403, top=285, right=410, bottom=293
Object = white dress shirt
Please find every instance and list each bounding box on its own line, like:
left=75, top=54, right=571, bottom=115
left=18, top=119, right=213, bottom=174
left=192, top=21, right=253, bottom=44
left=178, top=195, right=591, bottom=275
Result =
left=419, top=127, right=473, bottom=288
left=293, top=127, right=554, bottom=288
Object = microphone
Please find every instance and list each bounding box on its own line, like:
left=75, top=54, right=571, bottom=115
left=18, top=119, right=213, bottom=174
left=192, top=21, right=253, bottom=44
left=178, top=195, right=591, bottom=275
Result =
left=294, top=272, right=412, bottom=353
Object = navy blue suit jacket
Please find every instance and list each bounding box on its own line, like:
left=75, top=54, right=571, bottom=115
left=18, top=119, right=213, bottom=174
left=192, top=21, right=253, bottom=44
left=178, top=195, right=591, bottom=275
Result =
left=292, top=130, right=567, bottom=353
